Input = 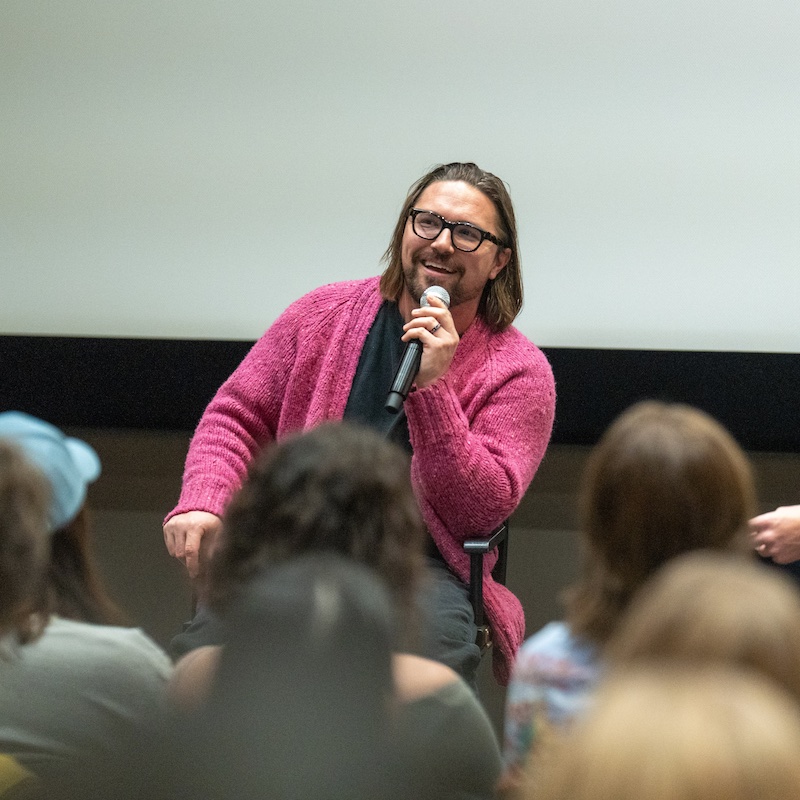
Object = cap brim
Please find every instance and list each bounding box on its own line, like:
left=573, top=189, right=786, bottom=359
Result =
left=65, top=438, right=102, bottom=484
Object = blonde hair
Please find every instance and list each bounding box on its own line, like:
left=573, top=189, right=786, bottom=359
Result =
left=607, top=550, right=800, bottom=700
left=566, top=401, right=756, bottom=645
left=525, top=666, right=800, bottom=800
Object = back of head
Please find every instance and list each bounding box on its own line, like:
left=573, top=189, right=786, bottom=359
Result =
left=209, top=422, right=426, bottom=645
left=0, top=412, right=125, bottom=626
left=0, top=412, right=100, bottom=534
left=607, top=551, right=800, bottom=701
left=380, top=161, right=522, bottom=330
left=567, top=400, right=755, bottom=643
left=526, top=665, right=800, bottom=800
left=215, top=552, right=395, bottom=708
left=195, top=553, right=397, bottom=799
left=0, top=441, right=50, bottom=643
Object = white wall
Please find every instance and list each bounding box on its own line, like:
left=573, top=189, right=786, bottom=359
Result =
left=3, top=1, right=798, bottom=351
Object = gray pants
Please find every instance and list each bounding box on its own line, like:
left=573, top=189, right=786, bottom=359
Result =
left=413, top=557, right=482, bottom=690
left=172, top=557, right=483, bottom=689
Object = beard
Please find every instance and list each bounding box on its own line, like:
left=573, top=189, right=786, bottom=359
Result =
left=401, top=258, right=470, bottom=309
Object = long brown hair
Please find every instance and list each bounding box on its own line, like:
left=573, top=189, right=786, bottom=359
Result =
left=47, top=507, right=130, bottom=626
left=565, top=401, right=756, bottom=645
left=379, top=162, right=523, bottom=330
left=0, top=441, right=50, bottom=644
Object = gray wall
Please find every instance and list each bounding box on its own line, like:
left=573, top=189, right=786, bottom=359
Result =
left=77, top=429, right=800, bottom=736
left=4, top=2, right=799, bottom=353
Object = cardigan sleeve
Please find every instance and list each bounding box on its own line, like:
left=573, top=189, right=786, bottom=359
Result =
left=166, top=304, right=301, bottom=521
left=165, top=278, right=380, bottom=522
left=405, top=333, right=555, bottom=538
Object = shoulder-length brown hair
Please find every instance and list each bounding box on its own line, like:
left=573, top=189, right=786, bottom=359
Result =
left=46, top=507, right=130, bottom=627
left=565, top=401, right=756, bottom=646
left=379, top=162, right=523, bottom=331
left=0, top=441, right=50, bottom=645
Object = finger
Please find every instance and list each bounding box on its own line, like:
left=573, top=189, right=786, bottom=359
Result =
left=408, top=310, right=446, bottom=329
left=163, top=524, right=177, bottom=557
left=184, top=529, right=202, bottom=579
left=423, top=294, right=448, bottom=309
left=401, top=324, right=444, bottom=343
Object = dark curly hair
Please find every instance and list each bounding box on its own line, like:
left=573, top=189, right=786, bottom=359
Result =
left=207, top=422, right=427, bottom=648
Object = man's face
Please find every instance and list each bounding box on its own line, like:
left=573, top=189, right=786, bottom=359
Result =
left=400, top=180, right=510, bottom=318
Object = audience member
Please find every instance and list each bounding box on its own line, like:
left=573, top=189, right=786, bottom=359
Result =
left=606, top=549, right=800, bottom=699
left=501, top=400, right=756, bottom=783
left=521, top=666, right=800, bottom=800
left=0, top=440, right=51, bottom=798
left=169, top=422, right=502, bottom=800
left=0, top=413, right=173, bottom=788
left=751, top=503, right=800, bottom=564
left=0, top=440, right=49, bottom=646
left=181, top=553, right=400, bottom=799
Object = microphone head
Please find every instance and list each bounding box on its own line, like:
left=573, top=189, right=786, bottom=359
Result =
left=420, top=285, right=451, bottom=309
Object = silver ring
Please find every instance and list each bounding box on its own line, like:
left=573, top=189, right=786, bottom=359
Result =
left=430, top=323, right=441, bottom=334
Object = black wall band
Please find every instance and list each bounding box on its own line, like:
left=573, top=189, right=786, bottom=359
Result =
left=2, top=335, right=798, bottom=451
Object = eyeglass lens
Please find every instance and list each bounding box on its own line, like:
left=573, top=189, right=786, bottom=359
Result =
left=413, top=211, right=484, bottom=252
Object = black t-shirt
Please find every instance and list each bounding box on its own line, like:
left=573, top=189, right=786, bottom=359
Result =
left=343, top=300, right=412, bottom=454
left=343, top=301, right=442, bottom=560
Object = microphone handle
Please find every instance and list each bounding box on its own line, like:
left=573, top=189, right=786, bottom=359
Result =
left=385, top=340, right=422, bottom=414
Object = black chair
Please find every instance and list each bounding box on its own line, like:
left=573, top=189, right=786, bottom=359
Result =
left=463, top=521, right=509, bottom=651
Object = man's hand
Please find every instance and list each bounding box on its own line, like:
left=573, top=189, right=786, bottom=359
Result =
left=163, top=511, right=222, bottom=579
left=751, top=505, right=800, bottom=564
left=401, top=293, right=459, bottom=389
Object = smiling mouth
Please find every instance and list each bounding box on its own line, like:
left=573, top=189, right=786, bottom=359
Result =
left=424, top=262, right=455, bottom=275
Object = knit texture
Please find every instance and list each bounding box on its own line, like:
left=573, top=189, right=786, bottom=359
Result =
left=168, top=277, right=556, bottom=683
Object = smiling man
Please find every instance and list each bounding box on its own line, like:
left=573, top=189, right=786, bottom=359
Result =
left=164, top=162, right=556, bottom=686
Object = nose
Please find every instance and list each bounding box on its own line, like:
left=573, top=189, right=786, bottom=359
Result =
left=431, top=226, right=455, bottom=254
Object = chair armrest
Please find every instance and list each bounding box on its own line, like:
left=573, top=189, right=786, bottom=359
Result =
left=463, top=522, right=508, bottom=640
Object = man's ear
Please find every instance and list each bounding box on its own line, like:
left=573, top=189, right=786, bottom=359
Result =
left=490, top=247, right=511, bottom=280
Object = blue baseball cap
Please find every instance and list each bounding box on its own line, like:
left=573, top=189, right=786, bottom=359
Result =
left=0, top=412, right=101, bottom=533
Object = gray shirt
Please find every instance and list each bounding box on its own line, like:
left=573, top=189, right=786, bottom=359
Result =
left=0, top=616, right=172, bottom=782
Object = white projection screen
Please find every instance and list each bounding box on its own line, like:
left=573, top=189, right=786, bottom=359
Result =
left=2, top=1, right=799, bottom=353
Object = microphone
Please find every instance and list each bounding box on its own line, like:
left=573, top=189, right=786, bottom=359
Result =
left=385, top=286, right=451, bottom=414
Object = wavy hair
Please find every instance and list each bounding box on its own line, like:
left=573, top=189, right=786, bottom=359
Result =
left=207, top=422, right=426, bottom=649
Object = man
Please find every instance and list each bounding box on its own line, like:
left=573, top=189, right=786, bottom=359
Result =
left=164, top=162, right=556, bottom=684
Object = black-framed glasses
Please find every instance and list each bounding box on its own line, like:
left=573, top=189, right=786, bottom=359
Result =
left=409, top=208, right=505, bottom=252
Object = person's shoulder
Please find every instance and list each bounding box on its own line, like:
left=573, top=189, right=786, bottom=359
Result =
left=392, top=652, right=460, bottom=703
left=468, top=319, right=553, bottom=377
left=290, top=276, right=381, bottom=308
left=270, top=277, right=382, bottom=335
left=169, top=645, right=221, bottom=711
left=40, top=617, right=172, bottom=677
left=518, top=621, right=589, bottom=663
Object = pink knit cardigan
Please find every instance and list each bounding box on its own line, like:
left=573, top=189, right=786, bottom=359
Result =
left=167, top=277, right=556, bottom=683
